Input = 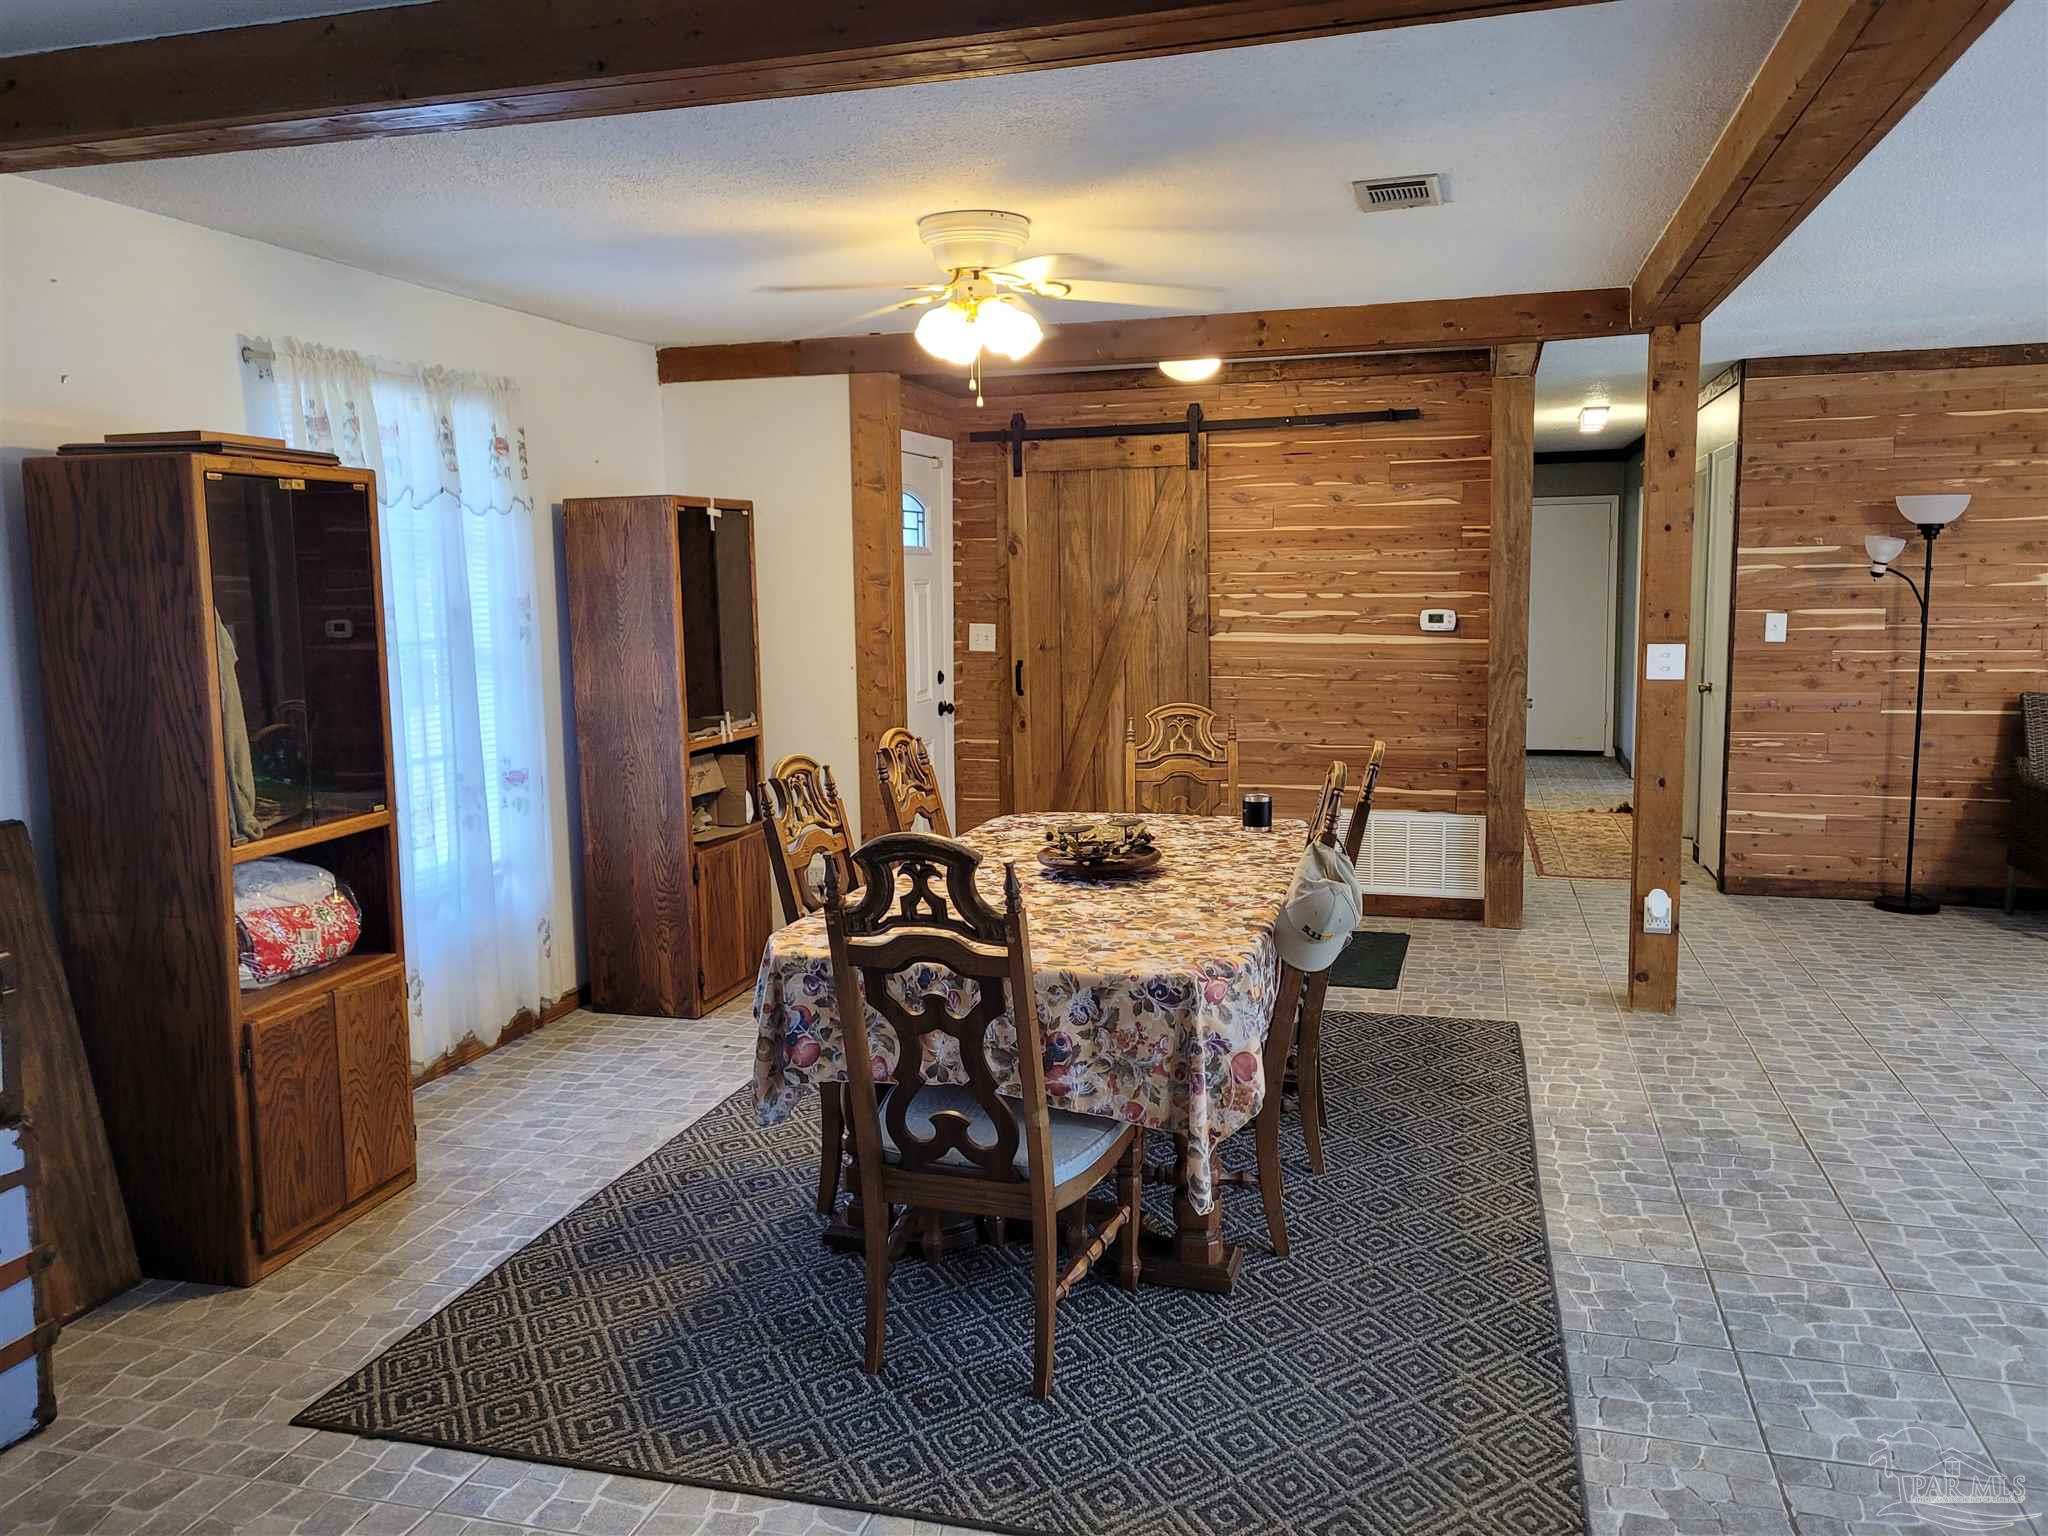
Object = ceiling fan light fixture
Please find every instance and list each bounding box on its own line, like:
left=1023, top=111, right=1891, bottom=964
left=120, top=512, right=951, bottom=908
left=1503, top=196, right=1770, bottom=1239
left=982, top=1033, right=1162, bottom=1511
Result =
left=914, top=300, right=981, bottom=366
left=1159, top=357, right=1222, bottom=383
left=977, top=295, right=1043, bottom=361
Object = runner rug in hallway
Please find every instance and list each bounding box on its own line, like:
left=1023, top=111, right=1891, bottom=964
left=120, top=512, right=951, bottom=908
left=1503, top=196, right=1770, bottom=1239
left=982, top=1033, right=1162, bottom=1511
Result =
left=297, top=1013, right=1586, bottom=1536
left=1527, top=809, right=1634, bottom=880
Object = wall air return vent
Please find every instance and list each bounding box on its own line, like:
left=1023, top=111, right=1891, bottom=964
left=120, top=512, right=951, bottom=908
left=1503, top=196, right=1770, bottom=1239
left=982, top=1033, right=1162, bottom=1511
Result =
left=1340, top=810, right=1485, bottom=900
left=1352, top=174, right=1445, bottom=213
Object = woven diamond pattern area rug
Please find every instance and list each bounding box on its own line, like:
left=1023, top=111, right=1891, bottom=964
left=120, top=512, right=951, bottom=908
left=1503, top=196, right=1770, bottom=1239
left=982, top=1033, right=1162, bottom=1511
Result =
left=297, top=1013, right=1587, bottom=1536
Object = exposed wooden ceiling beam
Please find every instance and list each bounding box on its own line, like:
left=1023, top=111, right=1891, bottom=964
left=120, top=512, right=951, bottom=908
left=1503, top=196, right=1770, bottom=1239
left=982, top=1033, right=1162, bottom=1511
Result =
left=1631, top=0, right=2012, bottom=325
left=0, top=0, right=1613, bottom=173
left=657, top=290, right=1631, bottom=382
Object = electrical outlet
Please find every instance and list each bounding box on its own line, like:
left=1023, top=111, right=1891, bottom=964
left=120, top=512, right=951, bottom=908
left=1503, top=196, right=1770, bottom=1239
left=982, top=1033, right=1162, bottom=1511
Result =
left=1643, top=888, right=1674, bottom=935
left=1764, top=612, right=1788, bottom=643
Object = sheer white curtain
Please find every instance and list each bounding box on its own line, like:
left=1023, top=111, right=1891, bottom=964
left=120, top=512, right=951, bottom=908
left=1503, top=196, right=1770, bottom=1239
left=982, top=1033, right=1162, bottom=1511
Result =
left=267, top=338, right=556, bottom=1074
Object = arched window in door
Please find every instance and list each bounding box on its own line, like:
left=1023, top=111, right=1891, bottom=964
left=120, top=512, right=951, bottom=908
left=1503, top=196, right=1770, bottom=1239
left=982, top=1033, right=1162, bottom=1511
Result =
left=902, top=489, right=930, bottom=552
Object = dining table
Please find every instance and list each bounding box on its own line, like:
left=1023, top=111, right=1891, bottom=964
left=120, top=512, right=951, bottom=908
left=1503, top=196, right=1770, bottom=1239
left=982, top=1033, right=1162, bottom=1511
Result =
left=751, top=810, right=1308, bottom=1291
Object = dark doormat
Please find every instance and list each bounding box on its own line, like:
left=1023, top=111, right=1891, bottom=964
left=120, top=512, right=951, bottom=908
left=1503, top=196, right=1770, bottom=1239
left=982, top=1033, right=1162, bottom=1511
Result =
left=1329, top=929, right=1410, bottom=990
left=296, top=1013, right=1586, bottom=1536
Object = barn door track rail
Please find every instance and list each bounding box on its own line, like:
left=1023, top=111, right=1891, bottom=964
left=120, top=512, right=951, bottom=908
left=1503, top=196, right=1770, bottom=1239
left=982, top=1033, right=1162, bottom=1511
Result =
left=970, top=403, right=1425, bottom=476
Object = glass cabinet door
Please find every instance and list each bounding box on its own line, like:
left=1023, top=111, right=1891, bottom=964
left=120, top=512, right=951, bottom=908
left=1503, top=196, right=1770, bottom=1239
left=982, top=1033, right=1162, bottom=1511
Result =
left=205, top=472, right=389, bottom=844
left=677, top=501, right=758, bottom=734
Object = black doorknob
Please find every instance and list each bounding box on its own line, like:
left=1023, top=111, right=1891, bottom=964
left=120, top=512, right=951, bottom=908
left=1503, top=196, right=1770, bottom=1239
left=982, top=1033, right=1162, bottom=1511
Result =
left=937, top=701, right=956, bottom=717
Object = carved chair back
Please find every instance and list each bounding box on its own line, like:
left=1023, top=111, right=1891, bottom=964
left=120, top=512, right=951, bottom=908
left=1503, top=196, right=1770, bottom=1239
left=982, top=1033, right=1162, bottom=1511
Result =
left=1344, top=740, right=1388, bottom=866
left=1125, top=703, right=1239, bottom=816
left=1307, top=760, right=1349, bottom=848
left=760, top=753, right=860, bottom=924
left=875, top=728, right=952, bottom=836
left=823, top=833, right=1053, bottom=1189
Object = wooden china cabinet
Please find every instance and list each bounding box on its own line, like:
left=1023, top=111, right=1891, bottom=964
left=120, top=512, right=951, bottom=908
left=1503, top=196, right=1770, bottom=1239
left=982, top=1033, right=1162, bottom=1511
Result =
left=23, top=434, right=415, bottom=1287
left=563, top=495, right=773, bottom=1017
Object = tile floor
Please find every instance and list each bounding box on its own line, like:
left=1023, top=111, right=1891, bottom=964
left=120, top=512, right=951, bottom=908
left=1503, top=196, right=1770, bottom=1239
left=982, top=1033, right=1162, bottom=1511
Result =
left=3, top=753, right=2042, bottom=1535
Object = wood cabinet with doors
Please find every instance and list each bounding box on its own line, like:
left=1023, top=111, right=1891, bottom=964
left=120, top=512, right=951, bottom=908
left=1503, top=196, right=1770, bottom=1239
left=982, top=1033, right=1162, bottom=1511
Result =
left=22, top=435, right=416, bottom=1286
left=563, top=495, right=773, bottom=1017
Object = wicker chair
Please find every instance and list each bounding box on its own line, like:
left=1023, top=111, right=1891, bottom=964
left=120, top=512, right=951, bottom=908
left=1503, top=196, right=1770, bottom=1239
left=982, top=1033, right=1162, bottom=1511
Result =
left=2009, top=693, right=2048, bottom=913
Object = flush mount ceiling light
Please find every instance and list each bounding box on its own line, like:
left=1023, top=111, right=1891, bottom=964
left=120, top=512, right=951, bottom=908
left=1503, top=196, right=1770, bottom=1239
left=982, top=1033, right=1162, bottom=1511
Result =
left=1159, top=358, right=1222, bottom=383
left=1578, top=403, right=1611, bottom=434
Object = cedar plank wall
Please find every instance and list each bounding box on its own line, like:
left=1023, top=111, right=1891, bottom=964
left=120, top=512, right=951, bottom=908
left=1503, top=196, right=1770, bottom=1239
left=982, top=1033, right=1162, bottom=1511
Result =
left=1723, top=358, right=2048, bottom=898
left=915, top=357, right=1494, bottom=829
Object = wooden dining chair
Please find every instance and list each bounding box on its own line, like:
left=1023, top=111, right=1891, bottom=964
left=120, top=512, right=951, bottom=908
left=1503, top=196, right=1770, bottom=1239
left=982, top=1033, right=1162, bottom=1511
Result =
left=1307, top=760, right=1348, bottom=848
left=759, top=753, right=862, bottom=1216
left=1293, top=739, right=1385, bottom=1174
left=1125, top=703, right=1239, bottom=815
left=822, top=833, right=1142, bottom=1399
left=874, top=728, right=952, bottom=836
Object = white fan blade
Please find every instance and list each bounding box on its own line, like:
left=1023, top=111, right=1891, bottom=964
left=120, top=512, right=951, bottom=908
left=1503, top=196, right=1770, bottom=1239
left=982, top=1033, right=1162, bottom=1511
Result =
left=758, top=281, right=944, bottom=294
left=840, top=295, right=939, bottom=326
left=997, top=254, right=1066, bottom=285
left=1048, top=278, right=1218, bottom=308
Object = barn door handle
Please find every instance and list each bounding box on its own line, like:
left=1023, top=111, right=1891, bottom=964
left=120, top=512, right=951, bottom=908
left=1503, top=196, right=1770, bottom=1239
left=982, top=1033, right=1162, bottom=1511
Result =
left=1015, top=661, right=1025, bottom=698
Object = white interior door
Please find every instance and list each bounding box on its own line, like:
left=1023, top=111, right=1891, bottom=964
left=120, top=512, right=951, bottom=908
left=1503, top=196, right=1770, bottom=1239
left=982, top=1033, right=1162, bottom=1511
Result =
left=901, top=433, right=955, bottom=815
left=1693, top=443, right=1737, bottom=876
left=1529, top=496, right=1619, bottom=752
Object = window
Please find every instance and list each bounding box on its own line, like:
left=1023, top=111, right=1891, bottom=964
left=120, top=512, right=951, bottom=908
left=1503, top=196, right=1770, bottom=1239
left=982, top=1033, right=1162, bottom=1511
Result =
left=902, top=490, right=929, bottom=551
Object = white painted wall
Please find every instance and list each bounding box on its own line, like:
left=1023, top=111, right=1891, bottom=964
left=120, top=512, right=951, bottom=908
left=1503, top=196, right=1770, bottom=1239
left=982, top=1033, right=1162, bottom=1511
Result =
left=660, top=377, right=861, bottom=833
left=0, top=177, right=666, bottom=1001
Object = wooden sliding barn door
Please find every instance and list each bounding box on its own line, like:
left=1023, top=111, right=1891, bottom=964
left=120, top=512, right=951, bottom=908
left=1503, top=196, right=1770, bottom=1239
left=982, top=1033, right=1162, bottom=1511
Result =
left=1005, top=437, right=1209, bottom=813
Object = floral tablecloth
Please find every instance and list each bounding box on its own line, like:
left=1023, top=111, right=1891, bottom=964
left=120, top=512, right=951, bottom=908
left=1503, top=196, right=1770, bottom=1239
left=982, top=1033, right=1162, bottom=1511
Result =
left=751, top=812, right=1307, bottom=1212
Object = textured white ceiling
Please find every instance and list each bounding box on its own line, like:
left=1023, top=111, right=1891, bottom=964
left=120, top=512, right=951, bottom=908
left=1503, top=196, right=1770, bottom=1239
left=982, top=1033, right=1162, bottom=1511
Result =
left=0, top=0, right=423, bottom=54
left=1535, top=0, right=2047, bottom=453
left=27, top=0, right=1796, bottom=346
left=17, top=0, right=2043, bottom=455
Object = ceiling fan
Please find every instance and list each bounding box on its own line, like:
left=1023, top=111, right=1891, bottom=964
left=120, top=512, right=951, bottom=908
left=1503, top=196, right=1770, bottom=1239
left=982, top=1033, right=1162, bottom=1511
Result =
left=764, top=210, right=1214, bottom=401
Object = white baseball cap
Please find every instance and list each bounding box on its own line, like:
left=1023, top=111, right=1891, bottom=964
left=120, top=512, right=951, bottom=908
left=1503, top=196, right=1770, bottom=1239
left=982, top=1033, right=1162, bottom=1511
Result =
left=1275, top=840, right=1363, bottom=973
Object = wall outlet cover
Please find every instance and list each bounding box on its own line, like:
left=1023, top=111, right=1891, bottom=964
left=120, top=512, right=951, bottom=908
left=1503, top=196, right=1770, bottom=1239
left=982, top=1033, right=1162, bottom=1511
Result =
left=968, top=622, right=997, bottom=653
left=1645, top=642, right=1687, bottom=681
left=1643, top=888, right=1674, bottom=935
left=1764, top=612, right=1789, bottom=643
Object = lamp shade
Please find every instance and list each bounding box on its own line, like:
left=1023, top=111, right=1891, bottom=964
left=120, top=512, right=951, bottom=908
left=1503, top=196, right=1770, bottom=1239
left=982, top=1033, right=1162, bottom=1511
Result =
left=1896, top=494, right=1968, bottom=526
left=1865, top=534, right=1907, bottom=568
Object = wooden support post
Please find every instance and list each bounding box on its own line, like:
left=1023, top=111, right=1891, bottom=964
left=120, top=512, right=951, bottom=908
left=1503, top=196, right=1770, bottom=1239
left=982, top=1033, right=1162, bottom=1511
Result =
left=1628, top=324, right=1702, bottom=1012
left=849, top=373, right=907, bottom=840
left=1486, top=343, right=1539, bottom=928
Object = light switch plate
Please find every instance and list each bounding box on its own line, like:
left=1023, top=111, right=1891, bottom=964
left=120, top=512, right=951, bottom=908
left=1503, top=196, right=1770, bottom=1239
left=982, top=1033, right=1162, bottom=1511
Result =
left=968, top=622, right=997, bottom=653
left=1645, top=642, right=1687, bottom=681
left=1764, top=612, right=1788, bottom=643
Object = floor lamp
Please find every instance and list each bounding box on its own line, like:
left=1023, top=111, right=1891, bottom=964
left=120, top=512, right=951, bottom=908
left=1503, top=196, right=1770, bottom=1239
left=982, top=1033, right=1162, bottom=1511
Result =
left=1864, top=493, right=1969, bottom=915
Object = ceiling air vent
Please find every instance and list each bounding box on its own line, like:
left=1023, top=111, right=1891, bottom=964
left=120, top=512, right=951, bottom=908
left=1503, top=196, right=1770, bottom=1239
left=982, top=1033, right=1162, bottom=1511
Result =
left=1352, top=174, right=1445, bottom=213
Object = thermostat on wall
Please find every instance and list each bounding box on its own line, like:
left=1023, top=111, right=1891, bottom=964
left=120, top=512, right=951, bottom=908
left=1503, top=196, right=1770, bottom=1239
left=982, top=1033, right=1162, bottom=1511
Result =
left=1420, top=609, right=1458, bottom=633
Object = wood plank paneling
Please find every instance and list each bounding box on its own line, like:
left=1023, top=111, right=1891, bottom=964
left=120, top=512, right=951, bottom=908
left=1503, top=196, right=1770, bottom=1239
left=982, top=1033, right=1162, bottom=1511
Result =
left=1629, top=324, right=1702, bottom=1013
left=1723, top=359, right=2048, bottom=900
left=928, top=357, right=1493, bottom=830
left=849, top=374, right=909, bottom=839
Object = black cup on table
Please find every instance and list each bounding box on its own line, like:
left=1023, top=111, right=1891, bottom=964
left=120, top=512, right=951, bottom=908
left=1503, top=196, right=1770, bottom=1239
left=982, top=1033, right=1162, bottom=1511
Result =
left=1242, top=792, right=1273, bottom=831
